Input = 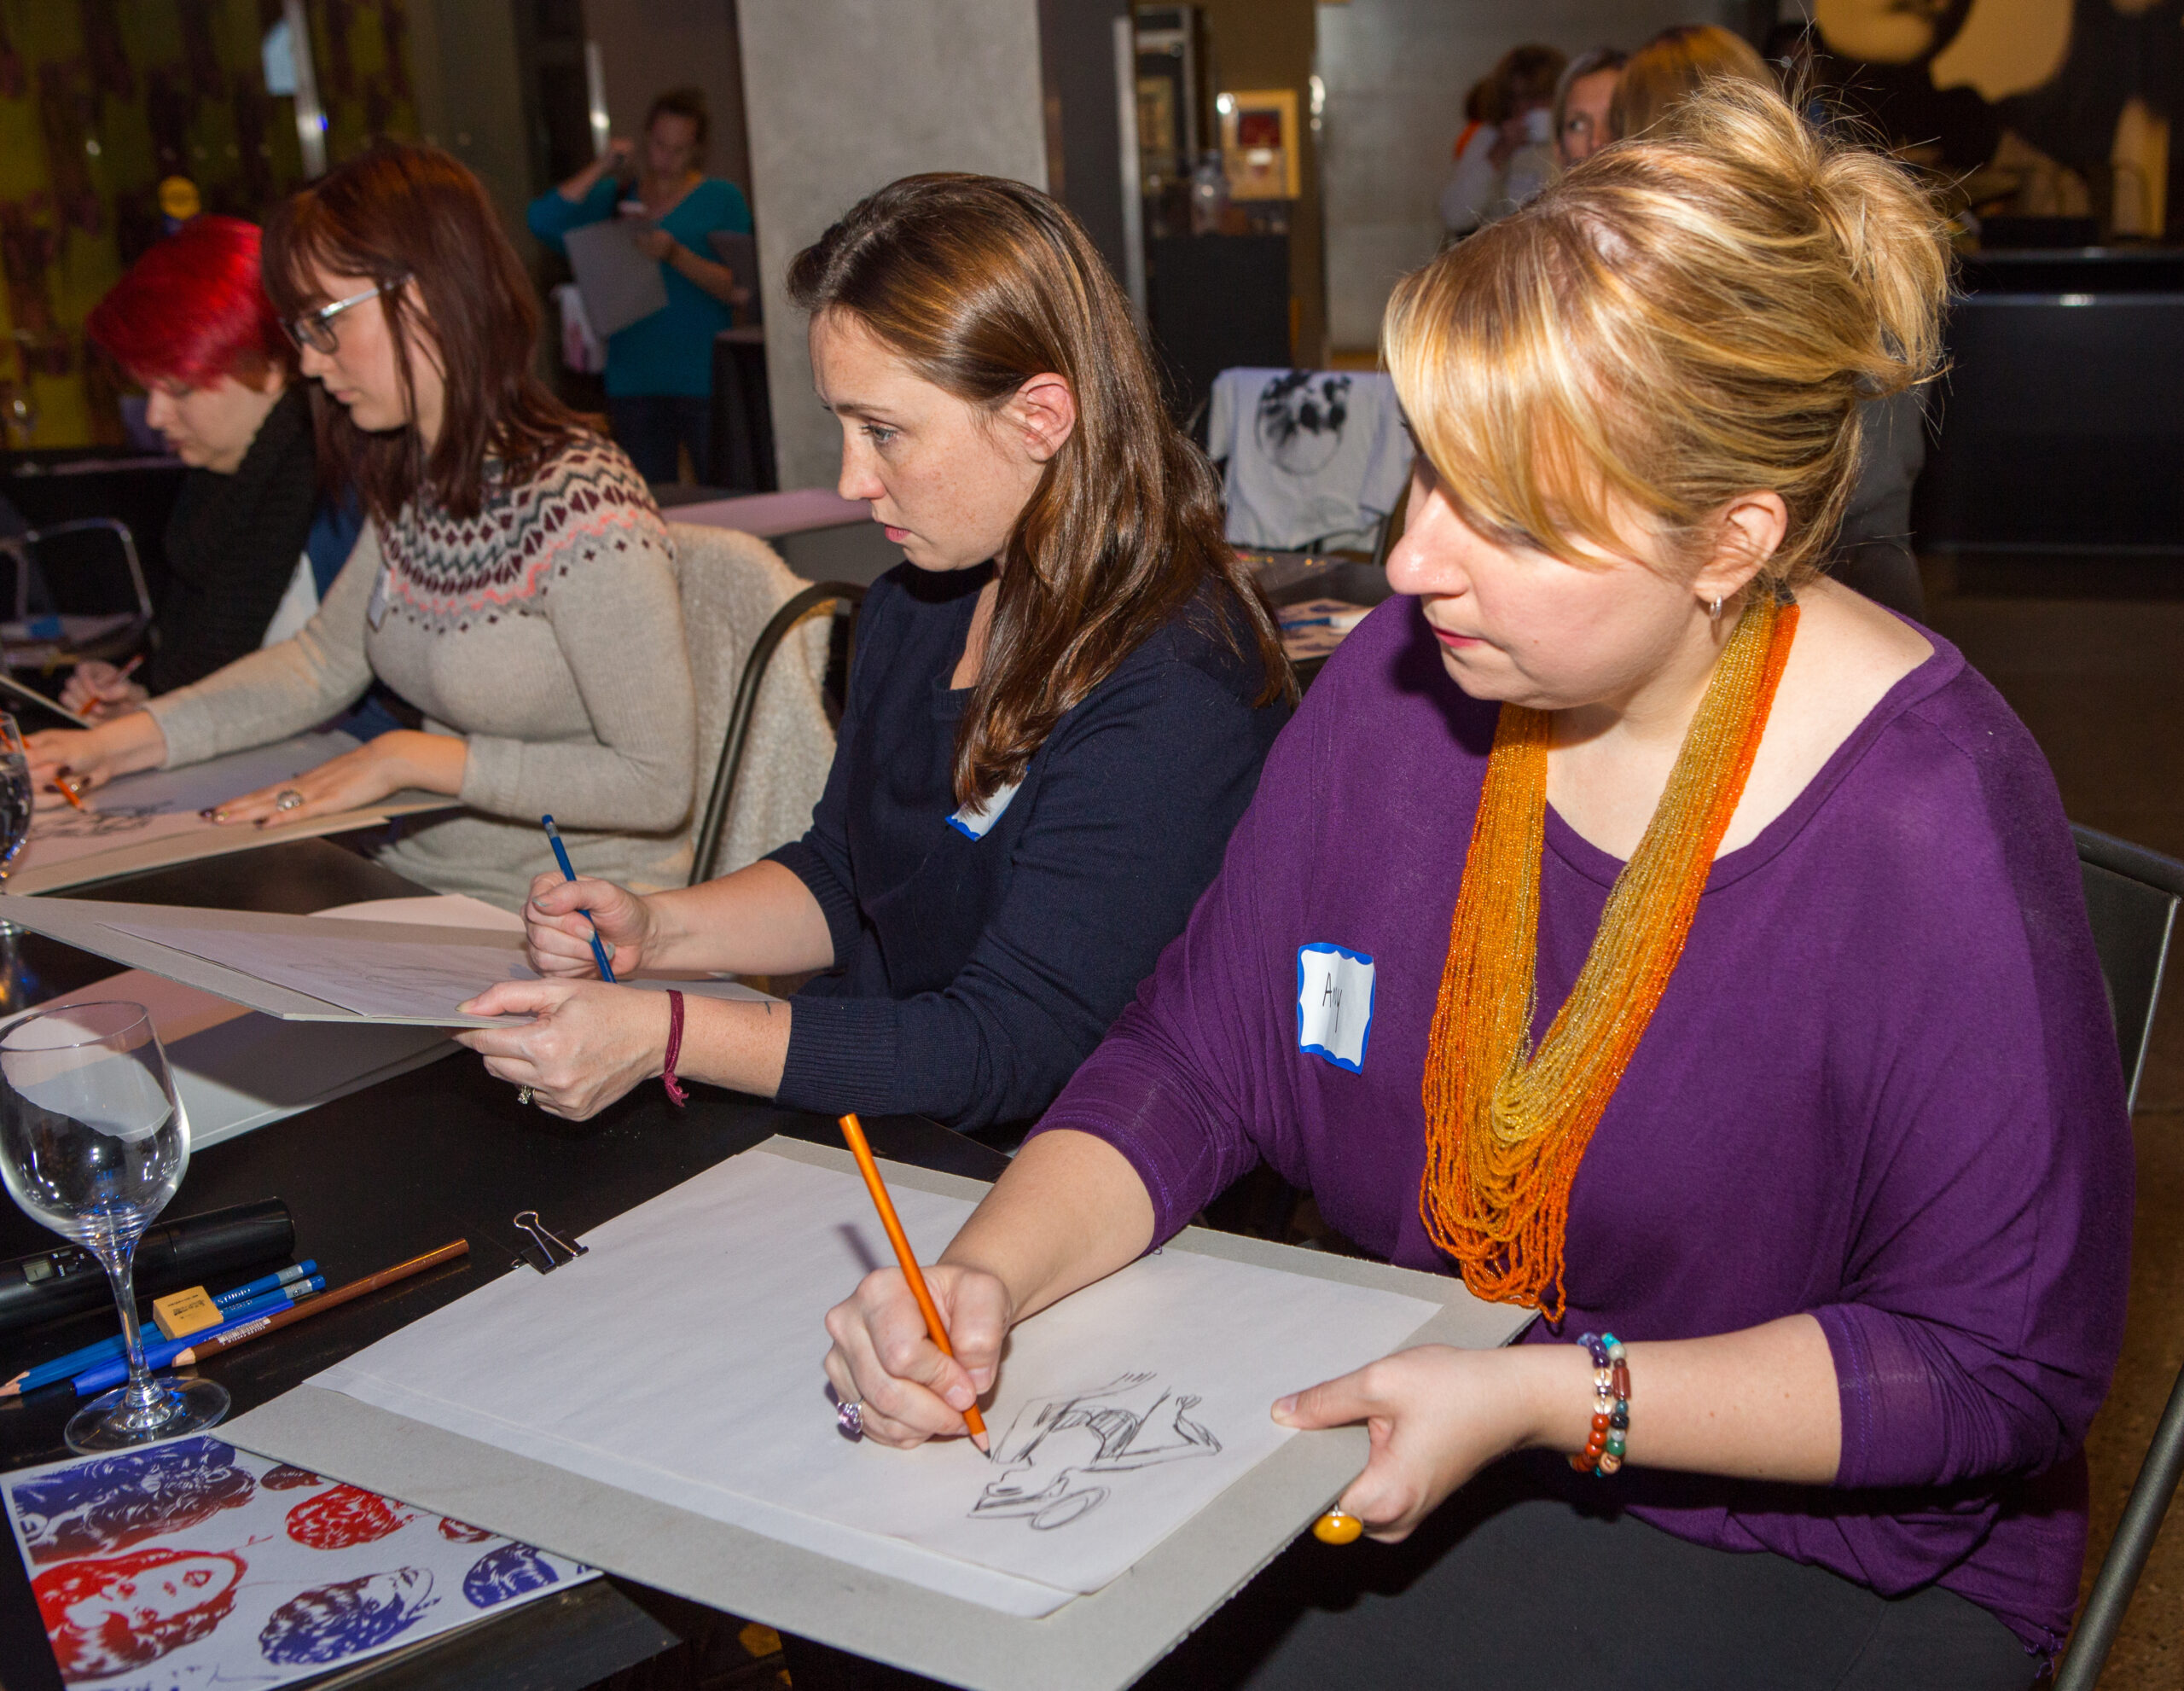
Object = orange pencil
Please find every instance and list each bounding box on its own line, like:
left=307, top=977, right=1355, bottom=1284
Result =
left=837, top=1113, right=990, bottom=1454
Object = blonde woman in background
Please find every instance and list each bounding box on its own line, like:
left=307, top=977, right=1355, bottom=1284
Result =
left=817, top=81, right=2124, bottom=1688
left=1614, top=20, right=1931, bottom=617
left=1608, top=22, right=1773, bottom=140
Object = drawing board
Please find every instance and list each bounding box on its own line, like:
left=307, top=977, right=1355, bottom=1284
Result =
left=0, top=897, right=520, bottom=1148
left=222, top=1140, right=1536, bottom=1691
left=11, top=734, right=455, bottom=895
left=0, top=900, right=775, bottom=1026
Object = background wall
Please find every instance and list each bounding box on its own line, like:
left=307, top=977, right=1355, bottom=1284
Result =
left=0, top=0, right=417, bottom=450
left=1316, top=0, right=1739, bottom=352
left=737, top=0, right=1049, bottom=490
left=1190, top=0, right=1327, bottom=363
left=578, top=0, right=751, bottom=193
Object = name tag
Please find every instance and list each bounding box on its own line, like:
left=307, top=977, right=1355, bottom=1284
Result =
left=947, top=780, right=1020, bottom=841
left=366, top=565, right=392, bottom=630
left=1297, top=943, right=1374, bottom=1073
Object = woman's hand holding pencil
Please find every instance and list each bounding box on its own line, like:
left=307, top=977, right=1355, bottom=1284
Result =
left=521, top=868, right=656, bottom=979
left=823, top=1115, right=1006, bottom=1453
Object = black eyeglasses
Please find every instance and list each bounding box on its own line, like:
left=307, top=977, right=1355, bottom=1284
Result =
left=282, top=276, right=409, bottom=354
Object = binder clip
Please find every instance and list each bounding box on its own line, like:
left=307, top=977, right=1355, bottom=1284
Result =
left=514, top=1211, right=589, bottom=1274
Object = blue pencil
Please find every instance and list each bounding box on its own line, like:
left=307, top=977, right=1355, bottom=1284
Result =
left=542, top=815, right=617, bottom=983
left=68, top=1276, right=327, bottom=1397
left=3, top=1262, right=319, bottom=1395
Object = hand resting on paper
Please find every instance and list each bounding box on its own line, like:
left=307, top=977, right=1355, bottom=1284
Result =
left=455, top=978, right=674, bottom=1119
left=206, top=729, right=466, bottom=828
left=60, top=660, right=149, bottom=718
left=26, top=710, right=168, bottom=797
left=822, top=1262, right=1014, bottom=1448
left=523, top=869, right=657, bottom=976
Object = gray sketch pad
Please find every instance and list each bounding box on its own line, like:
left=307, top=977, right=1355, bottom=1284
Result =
left=222, top=1139, right=1533, bottom=1691
left=0, top=899, right=531, bottom=1026
left=565, top=218, right=670, bottom=340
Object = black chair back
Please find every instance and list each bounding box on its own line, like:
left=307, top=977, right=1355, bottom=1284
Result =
left=2053, top=826, right=2184, bottom=1688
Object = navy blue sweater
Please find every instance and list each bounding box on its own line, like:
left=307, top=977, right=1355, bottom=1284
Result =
left=767, top=561, right=1289, bottom=1130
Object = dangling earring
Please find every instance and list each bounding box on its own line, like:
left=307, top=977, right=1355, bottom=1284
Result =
left=1709, top=596, right=1722, bottom=624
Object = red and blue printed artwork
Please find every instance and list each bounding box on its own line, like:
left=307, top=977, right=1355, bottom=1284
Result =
left=4, top=1436, right=595, bottom=1688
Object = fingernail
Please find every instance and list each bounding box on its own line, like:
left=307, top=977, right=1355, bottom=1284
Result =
left=1271, top=1395, right=1298, bottom=1422
left=944, top=1384, right=974, bottom=1410
left=198, top=808, right=216, bottom=820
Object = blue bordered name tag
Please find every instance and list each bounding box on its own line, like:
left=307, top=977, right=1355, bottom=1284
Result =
left=1296, top=942, right=1374, bottom=1073
left=947, top=780, right=1020, bottom=841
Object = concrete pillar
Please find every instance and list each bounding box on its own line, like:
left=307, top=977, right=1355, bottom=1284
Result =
left=736, top=0, right=1049, bottom=490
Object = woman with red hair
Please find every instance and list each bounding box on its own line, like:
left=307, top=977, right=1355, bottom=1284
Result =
left=73, top=216, right=358, bottom=716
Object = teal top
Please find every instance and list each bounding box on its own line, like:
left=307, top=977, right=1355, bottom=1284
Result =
left=526, top=175, right=753, bottom=398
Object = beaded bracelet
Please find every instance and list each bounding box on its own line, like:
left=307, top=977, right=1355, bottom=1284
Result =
left=1570, top=1331, right=1629, bottom=1477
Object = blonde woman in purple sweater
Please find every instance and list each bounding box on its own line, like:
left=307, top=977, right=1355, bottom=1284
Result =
left=816, top=84, right=2130, bottom=1688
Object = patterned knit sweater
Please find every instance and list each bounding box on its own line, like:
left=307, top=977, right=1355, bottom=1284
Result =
left=145, top=436, right=697, bottom=908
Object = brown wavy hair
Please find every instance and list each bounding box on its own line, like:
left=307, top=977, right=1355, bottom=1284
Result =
left=262, top=141, right=590, bottom=523
left=789, top=173, right=1289, bottom=806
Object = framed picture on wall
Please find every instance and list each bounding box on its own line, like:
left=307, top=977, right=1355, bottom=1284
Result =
left=1219, top=88, right=1300, bottom=200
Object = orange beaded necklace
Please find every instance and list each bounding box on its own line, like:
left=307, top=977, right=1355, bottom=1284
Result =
left=1419, top=591, right=1799, bottom=1319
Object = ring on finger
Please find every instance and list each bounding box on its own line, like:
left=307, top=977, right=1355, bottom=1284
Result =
left=517, top=1085, right=535, bottom=1107
left=275, top=788, right=305, bottom=812
left=837, top=1399, right=864, bottom=1441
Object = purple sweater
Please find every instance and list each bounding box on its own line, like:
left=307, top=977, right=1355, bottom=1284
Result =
left=1036, top=597, right=2133, bottom=1653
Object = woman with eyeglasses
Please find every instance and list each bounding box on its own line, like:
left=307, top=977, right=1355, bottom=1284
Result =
left=28, top=142, right=696, bottom=909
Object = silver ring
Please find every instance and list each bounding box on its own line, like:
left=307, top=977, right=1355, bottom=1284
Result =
left=516, top=1085, right=535, bottom=1107
left=837, top=1399, right=863, bottom=1441
left=275, top=788, right=305, bottom=811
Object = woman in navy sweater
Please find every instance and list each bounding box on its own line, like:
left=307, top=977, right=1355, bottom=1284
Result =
left=460, top=175, right=1292, bottom=1134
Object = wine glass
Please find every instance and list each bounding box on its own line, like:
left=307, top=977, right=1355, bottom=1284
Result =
left=0, top=712, right=32, bottom=884
left=0, top=1002, right=228, bottom=1451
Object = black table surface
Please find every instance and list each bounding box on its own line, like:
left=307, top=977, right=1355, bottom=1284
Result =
left=0, top=837, right=1010, bottom=1690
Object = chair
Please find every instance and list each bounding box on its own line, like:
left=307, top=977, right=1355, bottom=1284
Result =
left=0, top=517, right=154, bottom=668
left=663, top=520, right=853, bottom=888
left=2053, top=824, right=2184, bottom=1691
left=690, top=578, right=863, bottom=887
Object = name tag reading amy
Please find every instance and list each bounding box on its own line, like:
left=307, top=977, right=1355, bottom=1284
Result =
left=1297, top=942, right=1374, bottom=1073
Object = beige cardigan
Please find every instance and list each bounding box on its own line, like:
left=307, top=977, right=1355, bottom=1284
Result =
left=145, top=439, right=697, bottom=909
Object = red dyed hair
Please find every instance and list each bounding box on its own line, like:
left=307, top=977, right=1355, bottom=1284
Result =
left=85, top=216, right=292, bottom=389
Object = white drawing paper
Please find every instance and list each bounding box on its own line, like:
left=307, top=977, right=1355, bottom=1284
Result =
left=563, top=218, right=669, bottom=339
left=102, top=918, right=778, bottom=1026
left=3, top=1434, right=594, bottom=1690
left=105, top=924, right=537, bottom=1020
left=309, top=1152, right=1441, bottom=1618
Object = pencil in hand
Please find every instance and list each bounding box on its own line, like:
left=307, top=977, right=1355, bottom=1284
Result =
left=541, top=815, right=617, bottom=983
left=838, top=1113, right=990, bottom=1454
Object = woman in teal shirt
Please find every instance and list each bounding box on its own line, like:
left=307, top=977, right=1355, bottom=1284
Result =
left=528, top=86, right=752, bottom=484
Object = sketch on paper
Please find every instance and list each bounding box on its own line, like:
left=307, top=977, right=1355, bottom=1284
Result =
left=971, top=1374, right=1222, bottom=1531
left=3, top=1435, right=593, bottom=1690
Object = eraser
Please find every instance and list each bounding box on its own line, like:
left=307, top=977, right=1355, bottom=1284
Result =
left=152, top=1285, right=220, bottom=1340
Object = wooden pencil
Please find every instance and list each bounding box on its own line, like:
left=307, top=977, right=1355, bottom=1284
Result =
left=166, top=1240, right=470, bottom=1366
left=836, top=1113, right=990, bottom=1453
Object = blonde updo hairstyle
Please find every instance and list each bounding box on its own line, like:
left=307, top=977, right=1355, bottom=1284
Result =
left=1384, top=78, right=1950, bottom=594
